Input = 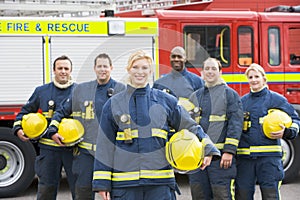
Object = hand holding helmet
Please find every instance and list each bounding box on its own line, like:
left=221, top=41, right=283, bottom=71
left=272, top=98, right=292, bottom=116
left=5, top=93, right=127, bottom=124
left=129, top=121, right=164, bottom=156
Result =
left=166, top=129, right=204, bottom=173
left=262, top=109, right=292, bottom=139
left=55, top=118, right=85, bottom=146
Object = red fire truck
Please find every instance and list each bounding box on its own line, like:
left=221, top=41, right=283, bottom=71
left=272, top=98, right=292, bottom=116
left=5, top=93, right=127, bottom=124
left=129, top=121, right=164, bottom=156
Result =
left=0, top=0, right=299, bottom=197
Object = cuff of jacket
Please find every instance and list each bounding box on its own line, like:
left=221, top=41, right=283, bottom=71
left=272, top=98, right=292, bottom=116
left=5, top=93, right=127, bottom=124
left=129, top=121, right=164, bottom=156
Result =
left=12, top=125, right=22, bottom=136
left=46, top=126, right=58, bottom=138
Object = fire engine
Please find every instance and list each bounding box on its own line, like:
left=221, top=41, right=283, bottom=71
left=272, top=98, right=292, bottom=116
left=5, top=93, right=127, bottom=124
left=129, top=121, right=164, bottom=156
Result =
left=0, top=0, right=300, bottom=197
left=0, top=16, right=159, bottom=197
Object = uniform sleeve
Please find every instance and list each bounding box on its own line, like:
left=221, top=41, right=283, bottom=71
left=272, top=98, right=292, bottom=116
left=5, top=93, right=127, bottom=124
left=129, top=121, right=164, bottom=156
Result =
left=12, top=87, right=41, bottom=135
left=223, top=89, right=243, bottom=155
left=93, top=100, right=117, bottom=192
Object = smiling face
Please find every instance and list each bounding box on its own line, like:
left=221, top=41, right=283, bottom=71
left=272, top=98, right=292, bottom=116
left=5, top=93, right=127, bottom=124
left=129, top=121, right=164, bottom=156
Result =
left=94, top=57, right=113, bottom=85
left=53, top=59, right=72, bottom=84
left=246, top=69, right=266, bottom=92
left=202, top=59, right=221, bottom=85
left=128, top=58, right=152, bottom=88
left=170, top=46, right=186, bottom=72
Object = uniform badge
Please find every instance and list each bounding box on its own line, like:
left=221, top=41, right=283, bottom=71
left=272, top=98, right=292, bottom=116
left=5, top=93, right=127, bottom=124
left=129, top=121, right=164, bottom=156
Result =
left=193, top=107, right=200, bottom=113
left=120, top=114, right=130, bottom=123
left=48, top=100, right=54, bottom=107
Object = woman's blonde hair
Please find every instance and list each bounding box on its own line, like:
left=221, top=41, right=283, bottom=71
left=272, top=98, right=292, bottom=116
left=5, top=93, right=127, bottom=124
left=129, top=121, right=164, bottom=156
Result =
left=126, top=50, right=153, bottom=71
left=245, top=63, right=266, bottom=78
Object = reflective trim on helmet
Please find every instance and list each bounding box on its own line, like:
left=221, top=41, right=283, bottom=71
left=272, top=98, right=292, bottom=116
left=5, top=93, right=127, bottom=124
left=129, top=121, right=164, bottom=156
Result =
left=111, top=169, right=175, bottom=181
left=39, top=138, right=61, bottom=147
left=93, top=171, right=112, bottom=181
left=209, top=114, right=227, bottom=122
left=151, top=128, right=168, bottom=139
left=225, top=137, right=239, bottom=147
left=78, top=141, right=96, bottom=151
left=237, top=145, right=282, bottom=155
left=116, top=130, right=138, bottom=140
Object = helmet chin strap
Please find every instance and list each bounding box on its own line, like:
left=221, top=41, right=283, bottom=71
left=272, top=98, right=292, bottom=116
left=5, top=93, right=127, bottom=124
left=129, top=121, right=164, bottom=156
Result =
left=53, top=76, right=74, bottom=89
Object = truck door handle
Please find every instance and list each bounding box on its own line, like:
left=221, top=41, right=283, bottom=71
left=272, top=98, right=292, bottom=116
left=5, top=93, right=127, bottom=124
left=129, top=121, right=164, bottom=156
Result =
left=287, top=88, right=300, bottom=92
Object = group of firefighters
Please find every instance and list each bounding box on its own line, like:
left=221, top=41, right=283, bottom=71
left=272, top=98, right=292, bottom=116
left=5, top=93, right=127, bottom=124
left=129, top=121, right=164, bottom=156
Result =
left=12, top=46, right=300, bottom=200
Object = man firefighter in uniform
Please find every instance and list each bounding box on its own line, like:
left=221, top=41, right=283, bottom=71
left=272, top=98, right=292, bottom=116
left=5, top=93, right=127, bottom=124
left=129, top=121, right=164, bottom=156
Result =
left=47, top=53, right=125, bottom=200
left=13, top=55, right=76, bottom=200
left=92, top=50, right=220, bottom=200
left=153, top=46, right=204, bottom=107
left=188, top=57, right=243, bottom=199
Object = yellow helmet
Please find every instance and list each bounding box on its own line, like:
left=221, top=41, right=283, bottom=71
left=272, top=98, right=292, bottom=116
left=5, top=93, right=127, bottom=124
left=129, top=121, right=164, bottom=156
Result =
left=263, top=109, right=292, bottom=139
left=166, top=129, right=203, bottom=172
left=58, top=118, right=84, bottom=146
left=22, top=113, right=47, bottom=139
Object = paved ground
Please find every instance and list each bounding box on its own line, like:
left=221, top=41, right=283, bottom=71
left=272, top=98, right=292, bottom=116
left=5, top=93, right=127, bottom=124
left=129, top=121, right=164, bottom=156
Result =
left=3, top=173, right=300, bottom=199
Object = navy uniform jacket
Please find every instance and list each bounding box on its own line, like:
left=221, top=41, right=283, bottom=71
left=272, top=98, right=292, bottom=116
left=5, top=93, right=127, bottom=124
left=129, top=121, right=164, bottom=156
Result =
left=92, top=84, right=220, bottom=192
left=153, top=68, right=204, bottom=99
left=13, top=82, right=75, bottom=150
left=237, top=87, right=300, bottom=157
left=189, top=82, right=243, bottom=155
left=47, top=78, right=125, bottom=154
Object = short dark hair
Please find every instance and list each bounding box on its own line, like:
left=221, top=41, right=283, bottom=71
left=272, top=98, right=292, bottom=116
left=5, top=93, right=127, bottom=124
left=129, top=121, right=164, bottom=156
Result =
left=94, top=53, right=112, bottom=67
left=53, top=55, right=73, bottom=70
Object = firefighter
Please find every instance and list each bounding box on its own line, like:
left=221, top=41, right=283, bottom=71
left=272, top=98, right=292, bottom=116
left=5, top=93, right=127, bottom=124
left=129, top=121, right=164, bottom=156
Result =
left=153, top=46, right=204, bottom=105
left=92, top=50, right=220, bottom=200
left=47, top=53, right=125, bottom=200
left=235, top=63, right=300, bottom=199
left=188, top=57, right=243, bottom=200
left=12, top=55, right=76, bottom=200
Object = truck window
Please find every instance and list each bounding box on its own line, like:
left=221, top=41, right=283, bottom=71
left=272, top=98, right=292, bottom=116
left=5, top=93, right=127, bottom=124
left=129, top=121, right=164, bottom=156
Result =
left=268, top=27, right=280, bottom=66
left=184, top=26, right=230, bottom=68
left=238, top=26, right=253, bottom=66
left=289, top=27, right=300, bottom=65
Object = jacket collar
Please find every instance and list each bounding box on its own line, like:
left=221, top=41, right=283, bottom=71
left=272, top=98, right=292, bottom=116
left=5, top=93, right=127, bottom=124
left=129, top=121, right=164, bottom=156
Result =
left=250, top=86, right=268, bottom=97
left=205, top=77, right=226, bottom=88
